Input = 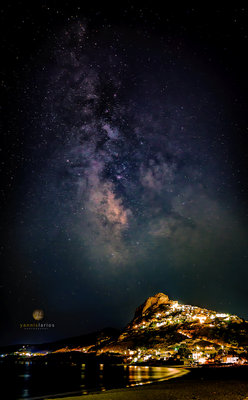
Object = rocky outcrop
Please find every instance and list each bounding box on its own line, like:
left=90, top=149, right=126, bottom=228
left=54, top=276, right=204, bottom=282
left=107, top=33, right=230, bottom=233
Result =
left=134, top=292, right=170, bottom=318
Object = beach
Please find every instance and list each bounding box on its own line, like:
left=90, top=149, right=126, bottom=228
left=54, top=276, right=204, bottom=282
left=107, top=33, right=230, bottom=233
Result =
left=47, top=380, right=248, bottom=400
left=47, top=367, right=248, bottom=400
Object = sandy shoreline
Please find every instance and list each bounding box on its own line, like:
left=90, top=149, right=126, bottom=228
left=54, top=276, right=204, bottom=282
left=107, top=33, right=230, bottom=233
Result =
left=47, top=380, right=248, bottom=400
left=47, top=367, right=248, bottom=400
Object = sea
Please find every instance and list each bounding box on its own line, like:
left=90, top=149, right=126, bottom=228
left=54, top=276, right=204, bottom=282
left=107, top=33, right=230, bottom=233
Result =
left=0, top=360, right=185, bottom=399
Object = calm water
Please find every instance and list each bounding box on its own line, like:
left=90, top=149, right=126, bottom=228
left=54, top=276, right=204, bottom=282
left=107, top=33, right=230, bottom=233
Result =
left=0, top=360, right=184, bottom=399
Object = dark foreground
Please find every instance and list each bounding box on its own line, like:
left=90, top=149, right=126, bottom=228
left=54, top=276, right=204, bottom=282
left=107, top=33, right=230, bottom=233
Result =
left=48, top=367, right=248, bottom=400
left=48, top=380, right=248, bottom=400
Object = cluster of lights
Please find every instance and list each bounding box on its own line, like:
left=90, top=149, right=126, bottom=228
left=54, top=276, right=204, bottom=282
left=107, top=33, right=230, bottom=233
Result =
left=116, top=300, right=247, bottom=366
left=130, top=301, right=242, bottom=336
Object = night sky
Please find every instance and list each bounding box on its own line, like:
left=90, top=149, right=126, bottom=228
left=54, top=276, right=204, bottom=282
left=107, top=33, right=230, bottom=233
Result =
left=1, top=3, right=248, bottom=346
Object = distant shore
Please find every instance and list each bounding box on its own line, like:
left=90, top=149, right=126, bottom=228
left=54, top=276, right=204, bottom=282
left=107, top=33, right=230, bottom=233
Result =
left=47, top=366, right=248, bottom=400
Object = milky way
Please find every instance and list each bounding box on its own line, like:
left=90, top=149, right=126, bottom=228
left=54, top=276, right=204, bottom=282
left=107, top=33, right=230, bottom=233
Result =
left=33, top=24, right=237, bottom=268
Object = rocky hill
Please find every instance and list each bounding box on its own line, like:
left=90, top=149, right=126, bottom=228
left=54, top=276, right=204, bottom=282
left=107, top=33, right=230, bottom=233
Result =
left=99, top=293, right=248, bottom=364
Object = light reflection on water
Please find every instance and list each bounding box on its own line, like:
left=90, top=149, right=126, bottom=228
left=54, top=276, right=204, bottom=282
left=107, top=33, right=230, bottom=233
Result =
left=80, top=363, right=85, bottom=388
left=0, top=361, right=187, bottom=399
left=19, top=362, right=31, bottom=398
left=127, top=365, right=184, bottom=386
